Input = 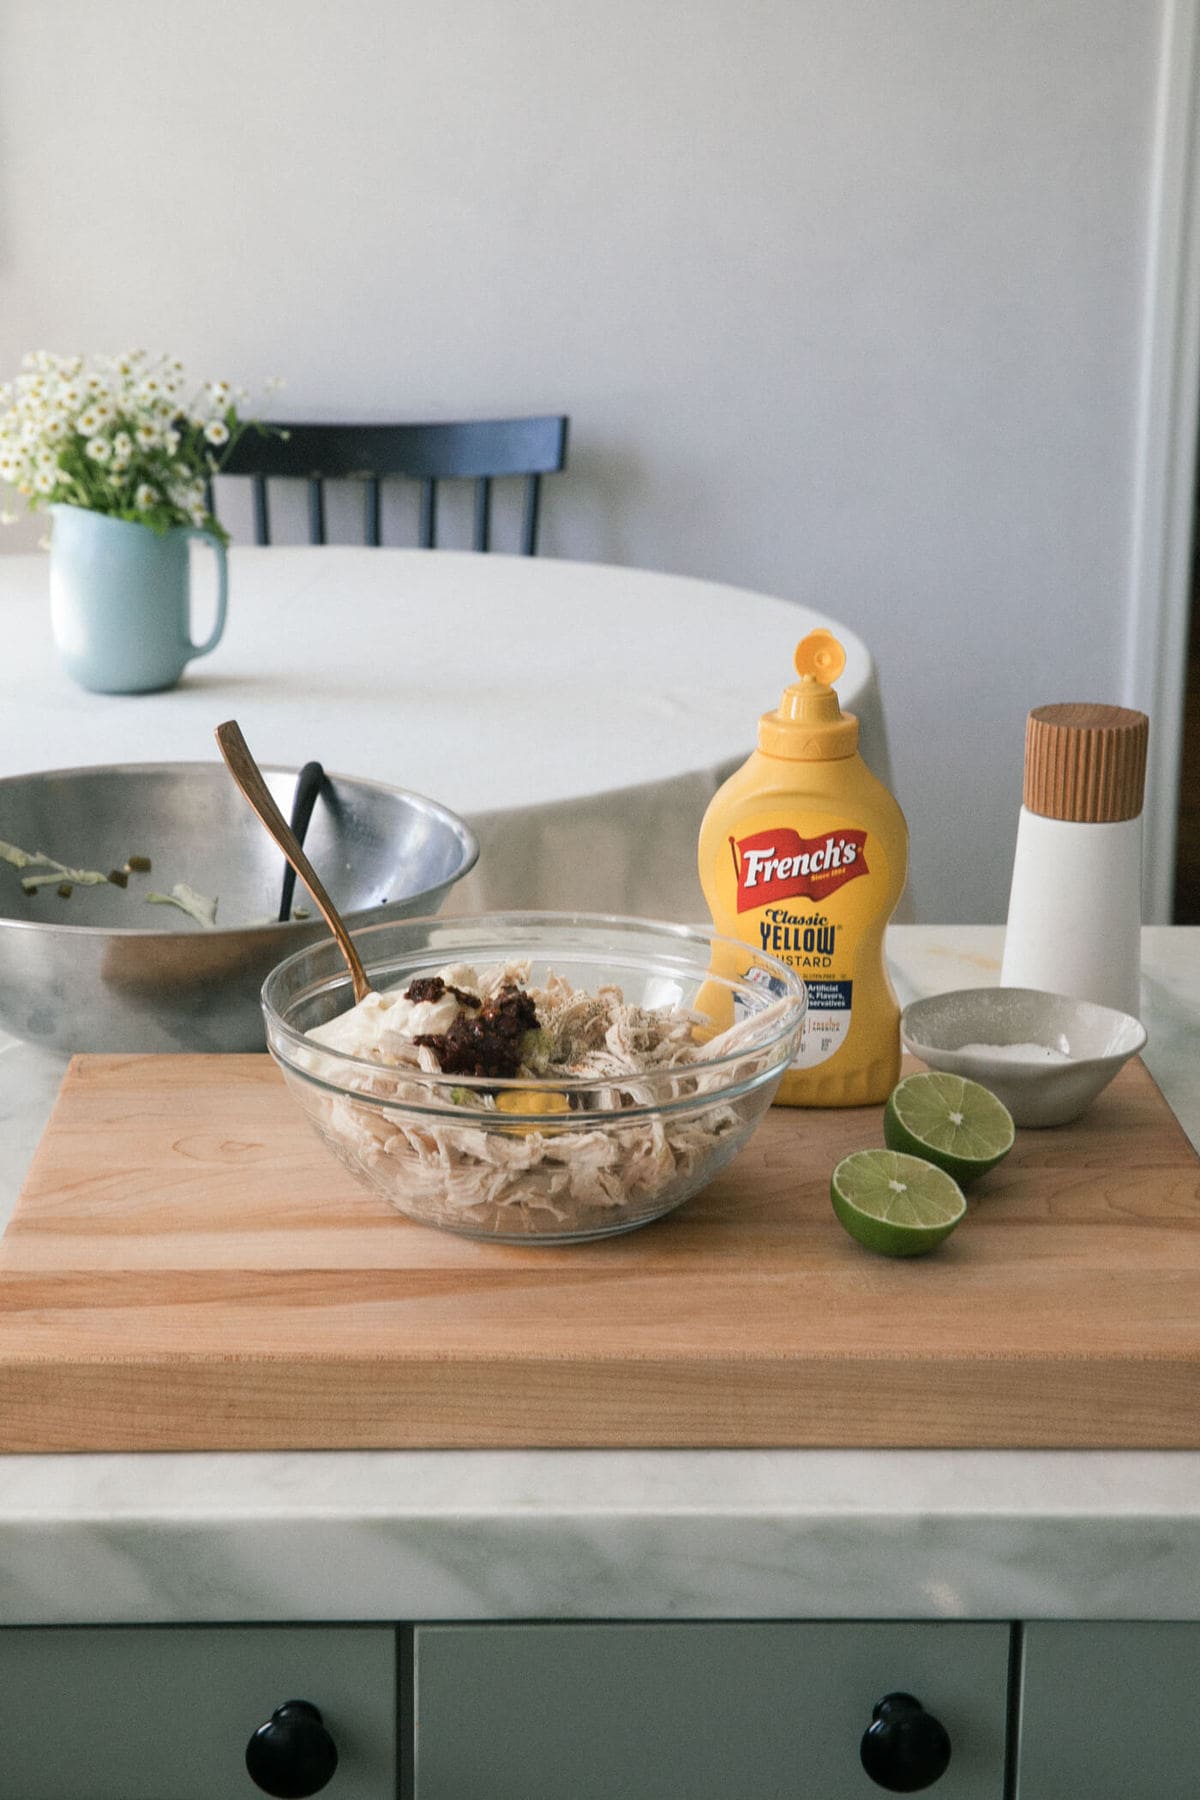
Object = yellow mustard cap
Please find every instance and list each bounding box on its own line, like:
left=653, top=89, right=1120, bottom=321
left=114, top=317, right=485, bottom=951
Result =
left=758, top=629, right=859, bottom=760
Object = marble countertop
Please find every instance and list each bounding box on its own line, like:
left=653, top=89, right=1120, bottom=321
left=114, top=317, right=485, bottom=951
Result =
left=2, top=924, right=1198, bottom=1627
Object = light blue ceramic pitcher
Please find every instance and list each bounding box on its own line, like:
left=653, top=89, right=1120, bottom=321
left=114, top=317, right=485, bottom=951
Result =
left=49, top=504, right=228, bottom=694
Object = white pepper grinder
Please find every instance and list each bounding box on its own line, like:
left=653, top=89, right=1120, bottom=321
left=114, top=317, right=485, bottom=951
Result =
left=1000, top=702, right=1149, bottom=1020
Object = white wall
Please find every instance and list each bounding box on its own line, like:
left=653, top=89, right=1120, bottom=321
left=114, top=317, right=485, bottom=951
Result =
left=0, top=0, right=1180, bottom=920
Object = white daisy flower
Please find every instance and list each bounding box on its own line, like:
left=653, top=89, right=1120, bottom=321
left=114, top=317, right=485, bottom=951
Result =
left=0, top=355, right=263, bottom=514
left=0, top=510, right=16, bottom=525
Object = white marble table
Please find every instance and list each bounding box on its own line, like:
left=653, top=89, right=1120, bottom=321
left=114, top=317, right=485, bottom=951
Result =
left=0, top=545, right=889, bottom=923
left=1, top=923, right=1198, bottom=1627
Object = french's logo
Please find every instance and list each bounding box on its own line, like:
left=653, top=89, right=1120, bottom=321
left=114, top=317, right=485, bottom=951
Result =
left=731, top=828, right=868, bottom=912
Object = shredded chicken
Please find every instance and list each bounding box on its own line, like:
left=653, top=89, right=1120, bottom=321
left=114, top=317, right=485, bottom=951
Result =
left=295, top=961, right=786, bottom=1238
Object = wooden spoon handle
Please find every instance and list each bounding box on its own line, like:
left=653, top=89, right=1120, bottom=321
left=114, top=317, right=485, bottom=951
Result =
left=215, top=720, right=371, bottom=1004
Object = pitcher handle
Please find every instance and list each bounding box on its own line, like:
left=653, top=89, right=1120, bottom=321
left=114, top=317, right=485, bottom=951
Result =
left=185, top=528, right=229, bottom=659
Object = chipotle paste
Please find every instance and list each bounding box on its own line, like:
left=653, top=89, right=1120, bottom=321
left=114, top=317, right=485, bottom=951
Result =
left=411, top=979, right=538, bottom=1079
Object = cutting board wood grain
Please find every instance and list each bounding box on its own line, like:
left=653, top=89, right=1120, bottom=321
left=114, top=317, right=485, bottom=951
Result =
left=1, top=1051, right=1198, bottom=1451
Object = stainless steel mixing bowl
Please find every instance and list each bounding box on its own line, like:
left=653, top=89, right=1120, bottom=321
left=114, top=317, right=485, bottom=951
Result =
left=0, top=762, right=479, bottom=1052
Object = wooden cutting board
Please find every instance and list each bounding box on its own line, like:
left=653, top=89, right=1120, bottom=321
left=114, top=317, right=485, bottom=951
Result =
left=1, top=1052, right=1198, bottom=1451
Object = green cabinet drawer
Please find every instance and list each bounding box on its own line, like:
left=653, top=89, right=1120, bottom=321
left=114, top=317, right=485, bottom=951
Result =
left=414, top=1622, right=1011, bottom=1799
left=0, top=1625, right=395, bottom=1799
left=1019, top=1622, right=1200, bottom=1800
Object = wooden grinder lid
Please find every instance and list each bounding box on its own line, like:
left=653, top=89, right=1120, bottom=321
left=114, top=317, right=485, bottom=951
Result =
left=1023, top=703, right=1149, bottom=822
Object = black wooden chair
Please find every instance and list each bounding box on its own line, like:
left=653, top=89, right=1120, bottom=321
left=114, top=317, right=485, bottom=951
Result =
left=215, top=415, right=568, bottom=554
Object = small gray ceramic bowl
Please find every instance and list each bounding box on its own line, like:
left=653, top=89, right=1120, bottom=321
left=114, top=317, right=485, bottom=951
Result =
left=899, top=986, right=1148, bottom=1128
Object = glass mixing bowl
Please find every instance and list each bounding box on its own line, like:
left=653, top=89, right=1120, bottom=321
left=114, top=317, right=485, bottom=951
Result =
left=262, top=912, right=807, bottom=1244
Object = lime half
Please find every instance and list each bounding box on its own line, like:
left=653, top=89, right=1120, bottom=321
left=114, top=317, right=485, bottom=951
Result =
left=831, top=1150, right=966, bottom=1257
left=884, top=1071, right=1015, bottom=1186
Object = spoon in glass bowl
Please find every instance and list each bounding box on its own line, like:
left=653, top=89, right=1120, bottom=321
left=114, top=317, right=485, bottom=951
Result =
left=215, top=718, right=372, bottom=1003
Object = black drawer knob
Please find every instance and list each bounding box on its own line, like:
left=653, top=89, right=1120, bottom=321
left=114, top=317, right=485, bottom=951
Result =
left=860, top=1691, right=951, bottom=1792
left=245, top=1699, right=338, bottom=1797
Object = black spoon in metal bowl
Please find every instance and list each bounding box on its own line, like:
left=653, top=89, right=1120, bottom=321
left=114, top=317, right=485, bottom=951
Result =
left=278, top=759, right=326, bottom=923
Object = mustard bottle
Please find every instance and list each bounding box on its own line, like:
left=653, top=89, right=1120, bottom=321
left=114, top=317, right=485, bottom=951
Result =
left=698, top=630, right=908, bottom=1106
